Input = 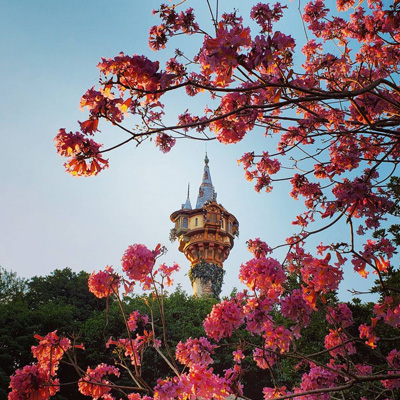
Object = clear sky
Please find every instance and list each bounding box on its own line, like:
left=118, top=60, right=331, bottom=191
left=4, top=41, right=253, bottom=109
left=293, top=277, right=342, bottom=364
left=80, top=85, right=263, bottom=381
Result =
left=0, top=0, right=381, bottom=300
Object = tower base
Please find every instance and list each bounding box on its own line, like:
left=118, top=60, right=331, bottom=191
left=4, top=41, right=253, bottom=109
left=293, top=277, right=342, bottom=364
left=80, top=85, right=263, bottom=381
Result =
left=188, top=262, right=225, bottom=299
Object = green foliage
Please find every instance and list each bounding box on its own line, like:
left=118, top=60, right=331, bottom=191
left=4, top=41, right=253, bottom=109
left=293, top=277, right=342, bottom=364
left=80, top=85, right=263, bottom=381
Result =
left=0, top=268, right=107, bottom=399
left=5, top=268, right=397, bottom=399
left=0, top=267, right=27, bottom=304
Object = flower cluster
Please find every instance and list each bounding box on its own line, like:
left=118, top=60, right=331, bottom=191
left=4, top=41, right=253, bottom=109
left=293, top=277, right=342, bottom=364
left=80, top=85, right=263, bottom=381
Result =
left=9, top=331, right=79, bottom=400
left=203, top=299, right=244, bottom=341
left=31, top=331, right=72, bottom=375
left=374, top=296, right=400, bottom=328
left=121, top=244, right=156, bottom=282
left=281, top=289, right=313, bottom=328
left=9, top=364, right=60, bottom=400
left=198, top=23, right=251, bottom=86
left=88, top=265, right=120, bottom=298
left=240, top=257, right=286, bottom=299
left=78, top=363, right=120, bottom=398
left=176, top=337, right=216, bottom=367
left=155, top=133, right=176, bottom=153
left=127, top=310, right=149, bottom=332
left=324, top=329, right=356, bottom=358
left=246, top=238, right=272, bottom=258
left=154, top=364, right=229, bottom=400
left=326, top=303, right=353, bottom=328
left=54, top=129, right=109, bottom=177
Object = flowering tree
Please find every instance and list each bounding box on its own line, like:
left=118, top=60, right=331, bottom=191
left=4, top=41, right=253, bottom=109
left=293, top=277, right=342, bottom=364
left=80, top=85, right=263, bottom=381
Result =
left=10, top=0, right=400, bottom=399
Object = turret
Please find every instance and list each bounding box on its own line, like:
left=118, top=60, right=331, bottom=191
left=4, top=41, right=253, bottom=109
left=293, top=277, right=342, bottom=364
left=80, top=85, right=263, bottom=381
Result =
left=170, top=155, right=239, bottom=298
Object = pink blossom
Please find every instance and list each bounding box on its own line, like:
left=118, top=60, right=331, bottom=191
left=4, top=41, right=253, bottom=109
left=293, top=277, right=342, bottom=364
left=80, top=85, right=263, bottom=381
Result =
left=176, top=337, right=216, bottom=367
left=121, top=244, right=155, bottom=282
left=263, top=385, right=289, bottom=399
left=9, top=364, right=60, bottom=400
left=240, top=257, right=286, bottom=298
left=281, top=289, right=313, bottom=328
left=88, top=266, right=120, bottom=298
left=204, top=299, right=244, bottom=341
left=78, top=363, right=119, bottom=398
left=154, top=364, right=229, bottom=400
left=326, top=303, right=353, bottom=328
left=253, top=348, right=277, bottom=369
left=155, top=133, right=176, bottom=153
left=246, top=238, right=272, bottom=258
left=381, top=349, right=400, bottom=389
left=31, top=331, right=71, bottom=376
left=54, top=129, right=109, bottom=177
left=324, top=329, right=356, bottom=358
left=127, top=310, right=149, bottom=332
left=359, top=322, right=379, bottom=348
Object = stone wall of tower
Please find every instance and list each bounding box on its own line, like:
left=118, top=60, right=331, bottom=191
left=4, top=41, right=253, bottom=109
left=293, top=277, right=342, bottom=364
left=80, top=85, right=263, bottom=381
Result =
left=192, top=277, right=213, bottom=297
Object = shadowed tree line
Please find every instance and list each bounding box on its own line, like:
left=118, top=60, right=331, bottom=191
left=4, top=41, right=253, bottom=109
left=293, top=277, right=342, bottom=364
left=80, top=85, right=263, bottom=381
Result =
left=2, top=267, right=399, bottom=399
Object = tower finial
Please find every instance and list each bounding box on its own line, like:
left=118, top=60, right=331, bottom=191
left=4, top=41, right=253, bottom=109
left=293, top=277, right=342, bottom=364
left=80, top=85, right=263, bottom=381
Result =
left=204, top=152, right=209, bottom=165
left=181, top=182, right=192, bottom=209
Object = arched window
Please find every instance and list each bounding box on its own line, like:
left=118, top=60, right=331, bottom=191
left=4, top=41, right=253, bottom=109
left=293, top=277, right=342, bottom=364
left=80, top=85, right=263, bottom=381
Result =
left=195, top=218, right=198, bottom=226
left=183, top=217, right=188, bottom=228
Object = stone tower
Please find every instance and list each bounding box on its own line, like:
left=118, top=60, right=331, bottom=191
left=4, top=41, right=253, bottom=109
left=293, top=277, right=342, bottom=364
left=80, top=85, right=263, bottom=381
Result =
left=170, top=154, right=239, bottom=298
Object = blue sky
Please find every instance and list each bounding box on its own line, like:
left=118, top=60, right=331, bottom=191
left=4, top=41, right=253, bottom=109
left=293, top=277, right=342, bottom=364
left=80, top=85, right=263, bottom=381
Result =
left=0, top=0, right=382, bottom=300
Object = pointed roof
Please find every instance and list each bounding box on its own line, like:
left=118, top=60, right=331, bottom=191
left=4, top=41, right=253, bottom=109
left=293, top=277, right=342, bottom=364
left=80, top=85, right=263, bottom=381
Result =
left=181, top=183, right=192, bottom=210
left=196, top=153, right=217, bottom=209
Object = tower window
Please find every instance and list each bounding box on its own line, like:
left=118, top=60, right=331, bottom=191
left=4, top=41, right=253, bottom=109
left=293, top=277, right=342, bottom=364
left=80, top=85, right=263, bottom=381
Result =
left=195, top=218, right=198, bottom=226
left=183, top=217, right=188, bottom=228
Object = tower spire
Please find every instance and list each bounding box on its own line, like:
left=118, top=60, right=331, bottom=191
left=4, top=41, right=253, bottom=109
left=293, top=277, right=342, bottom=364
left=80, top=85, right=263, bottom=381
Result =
left=181, top=183, right=192, bottom=210
left=196, top=153, right=217, bottom=208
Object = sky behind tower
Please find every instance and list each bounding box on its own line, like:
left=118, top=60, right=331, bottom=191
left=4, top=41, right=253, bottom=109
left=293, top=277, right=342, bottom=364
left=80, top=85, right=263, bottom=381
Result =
left=0, top=0, right=379, bottom=300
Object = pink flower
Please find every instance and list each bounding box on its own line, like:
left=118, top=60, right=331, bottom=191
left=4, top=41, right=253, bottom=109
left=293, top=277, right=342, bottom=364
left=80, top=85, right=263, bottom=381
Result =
left=240, top=257, right=286, bottom=299
left=127, top=310, right=149, bottom=332
left=281, top=289, right=313, bottom=327
left=247, top=238, right=272, bottom=258
left=88, top=266, right=120, bottom=298
left=204, top=299, right=244, bottom=341
left=359, top=322, right=379, bottom=348
left=155, top=133, right=176, bottom=153
left=106, top=337, right=142, bottom=366
left=326, top=303, right=353, bottom=328
left=176, top=337, right=216, bottom=367
left=54, top=129, right=109, bottom=177
left=253, top=348, right=277, bottom=369
left=232, top=349, right=245, bottom=364
left=121, top=244, right=155, bottom=282
left=382, top=349, right=400, bottom=389
left=9, top=364, right=60, bottom=400
left=31, top=331, right=71, bottom=376
left=263, top=385, right=289, bottom=399
left=324, top=329, right=356, bottom=358
left=78, top=363, right=119, bottom=398
left=336, top=0, right=355, bottom=12
left=262, top=322, right=293, bottom=354
left=154, top=364, right=229, bottom=400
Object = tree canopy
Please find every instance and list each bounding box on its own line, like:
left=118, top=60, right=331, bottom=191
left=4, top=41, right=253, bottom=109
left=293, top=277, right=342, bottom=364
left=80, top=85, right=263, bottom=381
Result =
left=8, top=1, right=400, bottom=400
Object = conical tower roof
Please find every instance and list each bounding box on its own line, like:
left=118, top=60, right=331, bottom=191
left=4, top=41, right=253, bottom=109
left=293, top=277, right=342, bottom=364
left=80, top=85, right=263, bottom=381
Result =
left=195, top=153, right=217, bottom=209
left=181, top=183, right=192, bottom=210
